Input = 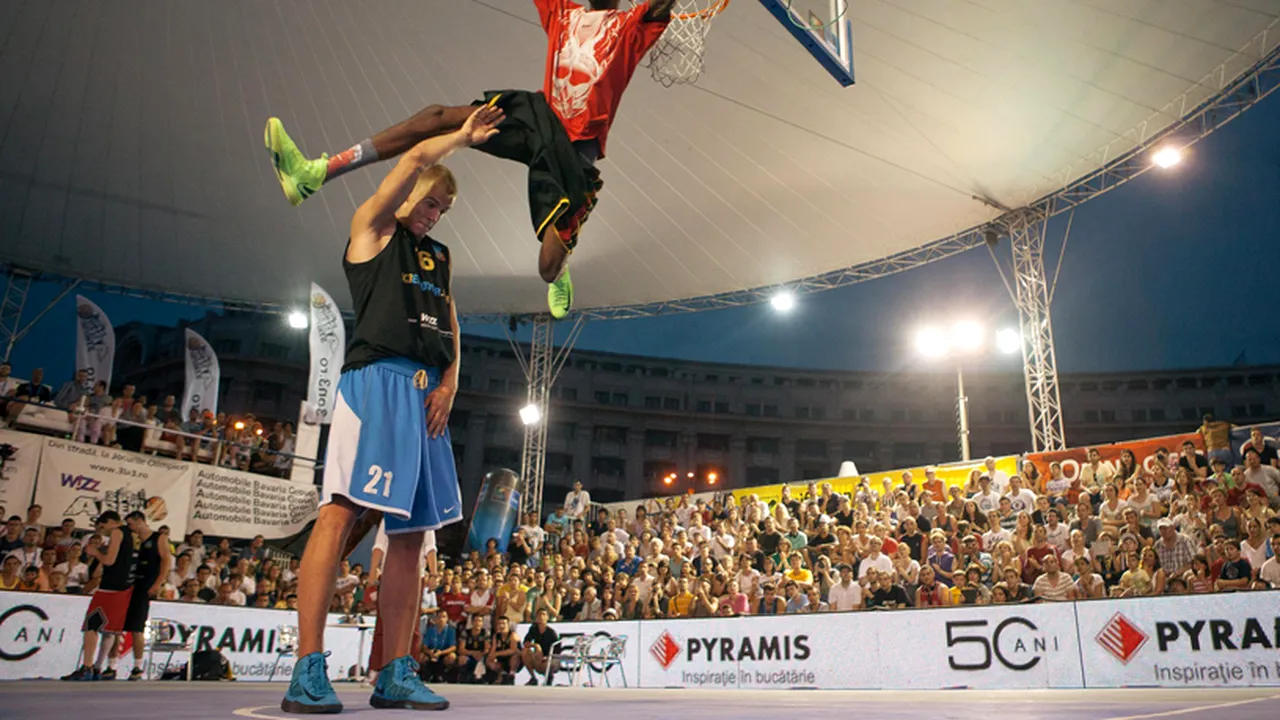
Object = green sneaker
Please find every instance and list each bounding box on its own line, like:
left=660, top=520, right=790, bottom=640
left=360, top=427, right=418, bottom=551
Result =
left=547, top=264, right=574, bottom=319
left=265, top=118, right=328, bottom=207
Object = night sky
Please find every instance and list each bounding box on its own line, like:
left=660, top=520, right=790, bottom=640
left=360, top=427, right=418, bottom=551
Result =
left=7, top=89, right=1280, bottom=385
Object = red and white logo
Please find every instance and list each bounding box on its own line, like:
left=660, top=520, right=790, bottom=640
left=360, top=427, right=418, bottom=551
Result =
left=649, top=630, right=680, bottom=670
left=1096, top=613, right=1149, bottom=664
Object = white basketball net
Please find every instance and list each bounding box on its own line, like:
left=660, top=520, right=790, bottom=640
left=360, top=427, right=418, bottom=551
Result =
left=636, top=0, right=729, bottom=87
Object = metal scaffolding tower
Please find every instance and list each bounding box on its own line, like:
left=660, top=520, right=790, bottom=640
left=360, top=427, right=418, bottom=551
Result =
left=0, top=268, right=80, bottom=364
left=1003, top=208, right=1067, bottom=453
left=507, top=315, right=585, bottom=519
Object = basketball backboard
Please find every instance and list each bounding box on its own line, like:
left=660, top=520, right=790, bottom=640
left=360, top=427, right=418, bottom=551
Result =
left=757, top=0, right=855, bottom=86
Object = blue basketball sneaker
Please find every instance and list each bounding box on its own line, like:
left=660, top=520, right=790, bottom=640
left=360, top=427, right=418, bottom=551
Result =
left=281, top=652, right=342, bottom=714
left=370, top=656, right=449, bottom=711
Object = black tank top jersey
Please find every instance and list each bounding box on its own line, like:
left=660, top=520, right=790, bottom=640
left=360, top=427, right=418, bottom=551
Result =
left=132, top=531, right=162, bottom=588
left=99, top=527, right=136, bottom=592
left=342, top=223, right=455, bottom=372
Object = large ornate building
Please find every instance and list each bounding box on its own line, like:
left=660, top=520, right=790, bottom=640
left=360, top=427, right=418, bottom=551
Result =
left=113, top=312, right=1278, bottom=508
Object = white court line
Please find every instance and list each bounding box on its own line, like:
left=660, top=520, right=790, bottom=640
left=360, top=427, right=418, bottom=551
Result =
left=232, top=707, right=281, bottom=720
left=1105, top=693, right=1280, bottom=720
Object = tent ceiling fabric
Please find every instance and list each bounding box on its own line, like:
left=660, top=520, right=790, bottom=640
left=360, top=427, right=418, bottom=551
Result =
left=0, top=0, right=1276, bottom=315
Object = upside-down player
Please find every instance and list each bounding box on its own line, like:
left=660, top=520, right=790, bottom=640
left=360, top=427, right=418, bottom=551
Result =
left=280, top=104, right=503, bottom=714
left=266, top=1, right=676, bottom=320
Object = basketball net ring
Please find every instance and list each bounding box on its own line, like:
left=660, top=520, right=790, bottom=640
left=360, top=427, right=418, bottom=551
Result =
left=634, top=0, right=731, bottom=87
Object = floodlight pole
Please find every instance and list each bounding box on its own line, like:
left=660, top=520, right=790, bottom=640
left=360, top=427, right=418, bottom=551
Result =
left=508, top=314, right=586, bottom=520
left=1006, top=208, right=1067, bottom=453
left=955, top=364, right=971, bottom=462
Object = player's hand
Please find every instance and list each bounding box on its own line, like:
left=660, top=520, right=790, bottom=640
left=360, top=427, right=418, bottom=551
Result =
left=425, top=384, right=456, bottom=439
left=459, top=104, right=504, bottom=147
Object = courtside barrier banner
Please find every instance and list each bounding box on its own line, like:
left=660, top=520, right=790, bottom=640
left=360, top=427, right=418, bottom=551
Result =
left=1076, top=592, right=1280, bottom=688
left=878, top=602, right=1083, bottom=689
left=186, top=466, right=319, bottom=540
left=513, top=619, right=641, bottom=687
left=0, top=592, right=364, bottom=682
left=1026, top=432, right=1203, bottom=483
left=34, top=437, right=194, bottom=538
left=637, top=601, right=1082, bottom=690
left=0, top=428, right=41, bottom=511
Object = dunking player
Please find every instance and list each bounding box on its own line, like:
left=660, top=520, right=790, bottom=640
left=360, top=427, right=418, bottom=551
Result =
left=62, top=511, right=134, bottom=681
left=281, top=105, right=503, bottom=714
left=266, top=1, right=676, bottom=319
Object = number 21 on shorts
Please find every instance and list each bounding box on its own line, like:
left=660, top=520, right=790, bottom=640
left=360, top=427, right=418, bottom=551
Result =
left=363, top=464, right=393, bottom=498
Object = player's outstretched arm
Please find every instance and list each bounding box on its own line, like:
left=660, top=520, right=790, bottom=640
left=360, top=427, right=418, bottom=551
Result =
left=644, top=0, right=677, bottom=22
left=348, top=104, right=503, bottom=259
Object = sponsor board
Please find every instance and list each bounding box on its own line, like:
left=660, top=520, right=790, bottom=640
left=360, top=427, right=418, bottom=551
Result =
left=512, top=620, right=640, bottom=687
left=911, top=603, right=1083, bottom=689
left=34, top=437, right=194, bottom=537
left=0, top=428, right=41, bottom=511
left=0, top=592, right=365, bottom=682
left=1026, top=432, right=1203, bottom=483
left=186, top=466, right=318, bottom=540
left=638, top=613, right=860, bottom=689
left=1078, top=593, right=1280, bottom=688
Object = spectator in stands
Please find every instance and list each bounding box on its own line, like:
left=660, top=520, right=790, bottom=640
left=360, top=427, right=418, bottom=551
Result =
left=1198, top=414, right=1234, bottom=467
left=52, top=369, right=89, bottom=411
left=1241, top=449, right=1280, bottom=508
left=1258, top=534, right=1280, bottom=589
left=420, top=610, right=458, bottom=683
left=1153, top=518, right=1197, bottom=579
left=520, top=608, right=558, bottom=686
left=0, top=555, right=20, bottom=590
left=5, top=368, right=53, bottom=424
left=1031, top=553, right=1073, bottom=601
left=1240, top=428, right=1278, bottom=468
left=458, top=614, right=490, bottom=683
left=0, top=516, right=23, bottom=553
left=564, top=480, right=590, bottom=522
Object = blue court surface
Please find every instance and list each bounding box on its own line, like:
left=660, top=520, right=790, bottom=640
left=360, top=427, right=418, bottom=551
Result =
left=2, top=683, right=1279, bottom=719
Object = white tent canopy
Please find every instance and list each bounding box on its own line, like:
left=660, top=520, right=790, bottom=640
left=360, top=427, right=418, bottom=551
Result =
left=0, top=0, right=1275, bottom=315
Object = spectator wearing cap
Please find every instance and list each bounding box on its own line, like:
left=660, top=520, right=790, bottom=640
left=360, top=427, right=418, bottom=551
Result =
left=1153, top=518, right=1198, bottom=579
left=827, top=563, right=863, bottom=611
left=956, top=535, right=993, bottom=584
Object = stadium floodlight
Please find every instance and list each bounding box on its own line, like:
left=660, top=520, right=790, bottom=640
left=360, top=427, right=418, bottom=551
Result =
left=950, top=321, right=984, bottom=354
left=708, top=472, right=719, bottom=485
left=770, top=291, right=796, bottom=312
left=914, top=327, right=950, bottom=358
left=519, top=403, right=542, bottom=426
left=287, top=311, right=308, bottom=329
left=996, top=328, right=1022, bottom=354
left=1152, top=146, right=1182, bottom=169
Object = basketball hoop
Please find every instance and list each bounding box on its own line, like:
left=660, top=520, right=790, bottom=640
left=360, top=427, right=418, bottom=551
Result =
left=640, top=0, right=731, bottom=87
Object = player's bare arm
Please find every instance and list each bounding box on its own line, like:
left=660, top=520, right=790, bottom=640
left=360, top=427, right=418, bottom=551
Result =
left=347, top=104, right=503, bottom=264
left=425, top=269, right=461, bottom=439
left=151, top=530, right=172, bottom=598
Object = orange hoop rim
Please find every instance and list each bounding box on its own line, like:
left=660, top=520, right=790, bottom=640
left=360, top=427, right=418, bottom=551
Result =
left=673, top=0, right=730, bottom=21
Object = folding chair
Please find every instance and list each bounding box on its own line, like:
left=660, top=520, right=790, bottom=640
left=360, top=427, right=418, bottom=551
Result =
left=144, top=618, right=194, bottom=681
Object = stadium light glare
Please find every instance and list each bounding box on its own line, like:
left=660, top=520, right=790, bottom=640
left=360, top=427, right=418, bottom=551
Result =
left=1152, top=146, right=1182, bottom=169
left=996, top=328, right=1022, bottom=354
left=950, top=321, right=984, bottom=354
left=287, top=311, right=308, bottom=329
left=914, top=327, right=950, bottom=358
left=770, top=291, right=796, bottom=312
left=519, top=404, right=542, bottom=425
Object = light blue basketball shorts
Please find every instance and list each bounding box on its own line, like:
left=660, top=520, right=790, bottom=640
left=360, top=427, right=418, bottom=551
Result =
left=321, top=358, right=463, bottom=534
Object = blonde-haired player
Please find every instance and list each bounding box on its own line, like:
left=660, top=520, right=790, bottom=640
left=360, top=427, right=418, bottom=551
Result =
left=281, top=103, right=502, bottom=715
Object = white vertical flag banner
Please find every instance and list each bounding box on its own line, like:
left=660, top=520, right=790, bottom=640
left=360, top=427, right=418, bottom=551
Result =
left=182, top=328, right=220, bottom=417
left=74, top=295, right=115, bottom=390
left=307, top=282, right=345, bottom=424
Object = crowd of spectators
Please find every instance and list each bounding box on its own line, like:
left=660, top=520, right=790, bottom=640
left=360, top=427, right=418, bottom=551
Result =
left=4, top=419, right=1280, bottom=685
left=0, top=363, right=296, bottom=477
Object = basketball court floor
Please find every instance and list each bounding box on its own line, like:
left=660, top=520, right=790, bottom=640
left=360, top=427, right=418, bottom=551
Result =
left=2, top=683, right=1278, bottom=720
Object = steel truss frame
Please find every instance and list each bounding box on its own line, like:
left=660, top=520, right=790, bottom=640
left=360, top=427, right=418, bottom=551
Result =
left=505, top=315, right=586, bottom=518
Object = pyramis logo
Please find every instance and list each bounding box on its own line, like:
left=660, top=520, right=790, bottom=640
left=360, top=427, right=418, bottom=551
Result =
left=1096, top=613, right=1149, bottom=664
left=650, top=631, right=680, bottom=670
